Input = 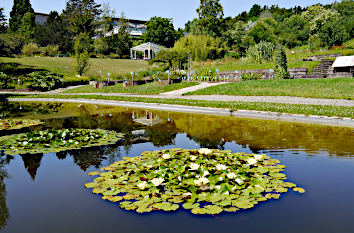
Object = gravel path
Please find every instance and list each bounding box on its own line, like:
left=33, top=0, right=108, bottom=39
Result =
left=159, top=82, right=227, bottom=96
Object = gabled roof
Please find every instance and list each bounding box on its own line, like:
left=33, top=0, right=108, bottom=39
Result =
left=131, top=42, right=165, bottom=52
left=332, top=56, right=354, bottom=68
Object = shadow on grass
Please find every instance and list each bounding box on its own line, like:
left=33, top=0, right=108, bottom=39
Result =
left=0, top=62, right=46, bottom=77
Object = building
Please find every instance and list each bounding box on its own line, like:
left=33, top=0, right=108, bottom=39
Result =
left=332, top=56, right=354, bottom=75
left=34, top=12, right=147, bottom=38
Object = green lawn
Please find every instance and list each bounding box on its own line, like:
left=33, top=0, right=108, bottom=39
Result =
left=186, top=78, right=354, bottom=100
left=64, top=82, right=199, bottom=95
left=0, top=57, right=148, bottom=77
left=9, top=94, right=353, bottom=118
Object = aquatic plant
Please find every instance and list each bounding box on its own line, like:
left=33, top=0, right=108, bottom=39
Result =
left=85, top=149, right=305, bottom=215
left=0, top=119, right=43, bottom=131
left=0, top=129, right=123, bottom=155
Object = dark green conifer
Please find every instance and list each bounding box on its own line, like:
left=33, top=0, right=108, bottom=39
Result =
left=274, top=46, right=290, bottom=79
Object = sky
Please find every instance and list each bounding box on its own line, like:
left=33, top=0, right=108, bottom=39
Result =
left=2, top=0, right=336, bottom=29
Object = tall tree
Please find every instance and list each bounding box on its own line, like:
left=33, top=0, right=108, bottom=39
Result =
left=9, top=0, right=34, bottom=32
left=193, top=0, right=224, bottom=37
left=274, top=46, right=290, bottom=79
left=144, top=17, right=176, bottom=47
left=0, top=8, right=6, bottom=33
left=35, top=11, right=73, bottom=53
left=63, top=0, right=102, bottom=37
left=113, top=14, right=131, bottom=57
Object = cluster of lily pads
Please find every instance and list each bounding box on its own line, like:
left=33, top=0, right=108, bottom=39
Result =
left=85, top=148, right=305, bottom=215
left=0, top=128, right=123, bottom=155
left=0, top=119, right=43, bottom=131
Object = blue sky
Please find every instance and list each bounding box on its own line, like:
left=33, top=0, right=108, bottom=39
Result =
left=2, top=0, right=336, bottom=28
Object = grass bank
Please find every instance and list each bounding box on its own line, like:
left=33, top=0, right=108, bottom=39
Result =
left=0, top=57, right=148, bottom=77
left=64, top=82, right=199, bottom=95
left=9, top=94, right=354, bottom=118
left=186, top=78, right=354, bottom=100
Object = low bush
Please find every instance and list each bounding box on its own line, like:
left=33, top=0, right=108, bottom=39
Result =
left=0, top=72, right=12, bottom=89
left=64, top=76, right=91, bottom=86
left=22, top=43, right=40, bottom=56
left=40, top=45, right=59, bottom=57
left=240, top=73, right=262, bottom=81
left=27, top=71, right=64, bottom=91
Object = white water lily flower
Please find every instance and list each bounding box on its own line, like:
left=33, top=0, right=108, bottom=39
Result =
left=151, top=178, right=164, bottom=186
left=227, top=172, right=237, bottom=179
left=219, top=177, right=223, bottom=181
left=75, top=141, right=79, bottom=145
left=200, top=177, right=209, bottom=185
left=194, top=179, right=202, bottom=186
left=182, top=192, right=192, bottom=196
left=137, top=181, right=148, bottom=190
left=247, top=158, right=258, bottom=165
left=162, top=154, right=171, bottom=160
left=215, top=185, right=221, bottom=190
left=194, top=177, right=209, bottom=186
left=178, top=176, right=182, bottom=181
left=235, top=178, right=244, bottom=185
left=203, top=171, right=210, bottom=177
left=198, top=148, right=212, bottom=155
left=223, top=191, right=230, bottom=195
left=190, top=156, right=198, bottom=161
left=254, top=154, right=263, bottom=161
left=255, top=185, right=265, bottom=190
left=189, top=163, right=200, bottom=170
left=216, top=164, right=227, bottom=171
left=23, top=141, right=28, bottom=146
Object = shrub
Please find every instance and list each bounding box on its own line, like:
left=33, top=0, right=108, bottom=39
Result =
left=22, top=43, right=40, bottom=56
left=240, top=73, right=262, bottom=81
left=27, top=71, right=64, bottom=91
left=246, top=41, right=276, bottom=64
left=274, top=47, right=290, bottom=79
left=74, top=50, right=90, bottom=76
left=195, top=67, right=217, bottom=78
left=0, top=72, right=11, bottom=89
left=63, top=76, right=90, bottom=86
left=40, top=45, right=59, bottom=57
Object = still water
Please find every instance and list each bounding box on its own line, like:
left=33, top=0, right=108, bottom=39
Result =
left=0, top=101, right=353, bottom=233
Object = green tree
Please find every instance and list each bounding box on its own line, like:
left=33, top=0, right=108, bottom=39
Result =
left=333, top=0, right=354, bottom=37
left=302, top=5, right=340, bottom=34
left=112, top=14, right=131, bottom=57
left=0, top=8, right=6, bottom=33
left=63, top=0, right=102, bottom=37
left=18, top=11, right=35, bottom=38
left=74, top=33, right=90, bottom=75
left=319, top=18, right=349, bottom=47
left=274, top=46, right=290, bottom=79
left=35, top=11, right=73, bottom=53
left=246, top=18, right=277, bottom=44
left=193, top=0, right=224, bottom=37
left=247, top=4, right=262, bottom=21
left=144, top=17, right=176, bottom=47
left=9, top=0, right=34, bottom=32
left=279, top=15, right=310, bottom=48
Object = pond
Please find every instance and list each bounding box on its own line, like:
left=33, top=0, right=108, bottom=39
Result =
left=0, top=101, right=353, bottom=233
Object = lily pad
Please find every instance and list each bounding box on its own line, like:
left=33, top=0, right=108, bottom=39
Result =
left=85, top=149, right=305, bottom=215
left=0, top=128, right=123, bottom=155
left=0, top=119, right=43, bottom=131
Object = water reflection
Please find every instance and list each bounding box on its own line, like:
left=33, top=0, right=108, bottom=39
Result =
left=0, top=152, right=12, bottom=231
left=0, top=102, right=353, bottom=233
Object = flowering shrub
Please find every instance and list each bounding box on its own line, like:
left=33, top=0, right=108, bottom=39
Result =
left=85, top=148, right=305, bottom=215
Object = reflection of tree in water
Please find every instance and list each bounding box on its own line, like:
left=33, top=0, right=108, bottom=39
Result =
left=0, top=101, right=63, bottom=118
left=146, top=122, right=178, bottom=147
left=187, top=134, right=226, bottom=150
left=62, top=144, right=122, bottom=171
left=20, top=154, right=43, bottom=180
left=0, top=151, right=13, bottom=231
